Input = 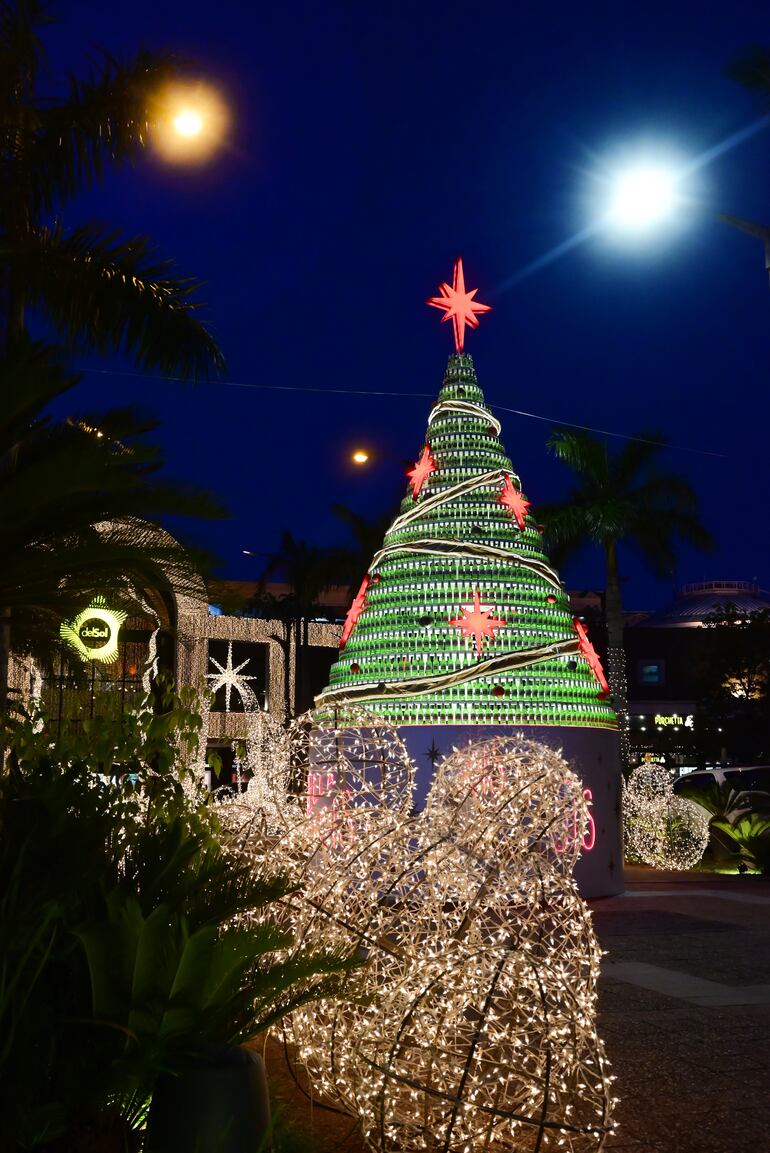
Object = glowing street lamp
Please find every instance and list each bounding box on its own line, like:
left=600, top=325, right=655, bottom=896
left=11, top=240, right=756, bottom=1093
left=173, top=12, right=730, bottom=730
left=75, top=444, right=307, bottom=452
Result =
left=351, top=450, right=370, bottom=465
left=152, top=81, right=229, bottom=165
left=605, top=163, right=680, bottom=233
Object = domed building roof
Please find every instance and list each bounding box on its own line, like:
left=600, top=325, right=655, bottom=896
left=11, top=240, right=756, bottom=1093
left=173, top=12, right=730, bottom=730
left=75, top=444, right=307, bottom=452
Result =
left=640, top=581, right=770, bottom=628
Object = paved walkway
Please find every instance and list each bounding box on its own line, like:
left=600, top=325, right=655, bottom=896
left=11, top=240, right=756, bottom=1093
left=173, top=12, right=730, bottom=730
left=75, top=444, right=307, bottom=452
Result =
left=595, top=867, right=770, bottom=1153
left=264, top=867, right=770, bottom=1152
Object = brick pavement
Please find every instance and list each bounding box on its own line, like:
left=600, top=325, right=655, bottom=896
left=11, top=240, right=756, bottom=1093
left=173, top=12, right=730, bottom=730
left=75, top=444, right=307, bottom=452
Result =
left=595, top=867, right=770, bottom=1153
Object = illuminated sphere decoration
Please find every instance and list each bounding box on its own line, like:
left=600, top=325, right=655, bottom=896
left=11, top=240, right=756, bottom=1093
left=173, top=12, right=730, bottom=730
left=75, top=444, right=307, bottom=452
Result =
left=623, top=764, right=709, bottom=870
left=227, top=718, right=617, bottom=1153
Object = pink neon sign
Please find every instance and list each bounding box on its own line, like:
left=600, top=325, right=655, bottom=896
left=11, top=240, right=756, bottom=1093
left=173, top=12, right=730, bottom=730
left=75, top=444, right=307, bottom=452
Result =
left=307, top=770, right=355, bottom=849
left=552, top=788, right=595, bottom=854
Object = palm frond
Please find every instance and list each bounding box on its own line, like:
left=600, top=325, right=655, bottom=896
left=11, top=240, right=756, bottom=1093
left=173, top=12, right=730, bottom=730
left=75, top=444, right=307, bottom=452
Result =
left=1, top=225, right=224, bottom=379
left=30, top=50, right=178, bottom=211
left=547, top=428, right=608, bottom=486
left=610, top=432, right=667, bottom=488
left=727, top=46, right=770, bottom=101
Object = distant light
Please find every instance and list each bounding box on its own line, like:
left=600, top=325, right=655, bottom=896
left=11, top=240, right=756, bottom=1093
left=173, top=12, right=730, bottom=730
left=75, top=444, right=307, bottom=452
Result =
left=173, top=109, right=204, bottom=137
left=607, top=164, right=679, bottom=231
left=352, top=450, right=369, bottom=465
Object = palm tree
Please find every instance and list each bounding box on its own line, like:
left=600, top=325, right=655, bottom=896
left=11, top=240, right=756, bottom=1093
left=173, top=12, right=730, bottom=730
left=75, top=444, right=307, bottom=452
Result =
left=254, top=533, right=343, bottom=719
left=540, top=429, right=713, bottom=765
left=0, top=340, right=224, bottom=704
left=0, top=1, right=223, bottom=374
left=331, top=502, right=399, bottom=593
left=0, top=2, right=225, bottom=706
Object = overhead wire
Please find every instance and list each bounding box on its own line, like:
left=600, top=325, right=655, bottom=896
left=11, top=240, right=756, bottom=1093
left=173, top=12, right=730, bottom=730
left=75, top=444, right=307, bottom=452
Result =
left=79, top=365, right=726, bottom=459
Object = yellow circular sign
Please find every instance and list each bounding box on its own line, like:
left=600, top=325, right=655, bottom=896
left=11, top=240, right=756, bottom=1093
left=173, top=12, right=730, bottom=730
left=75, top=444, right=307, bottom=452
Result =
left=60, top=600, right=127, bottom=663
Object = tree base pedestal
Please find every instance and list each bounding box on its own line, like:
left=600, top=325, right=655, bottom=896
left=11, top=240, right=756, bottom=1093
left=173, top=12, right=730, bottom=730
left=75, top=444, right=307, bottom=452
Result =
left=398, top=724, right=623, bottom=899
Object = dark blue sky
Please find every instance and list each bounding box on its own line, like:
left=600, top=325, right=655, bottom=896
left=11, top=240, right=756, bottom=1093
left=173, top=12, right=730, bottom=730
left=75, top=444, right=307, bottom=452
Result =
left=46, top=1, right=770, bottom=608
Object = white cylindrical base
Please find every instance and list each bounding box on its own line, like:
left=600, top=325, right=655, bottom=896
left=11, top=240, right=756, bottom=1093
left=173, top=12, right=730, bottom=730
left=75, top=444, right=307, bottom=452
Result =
left=398, top=724, right=624, bottom=899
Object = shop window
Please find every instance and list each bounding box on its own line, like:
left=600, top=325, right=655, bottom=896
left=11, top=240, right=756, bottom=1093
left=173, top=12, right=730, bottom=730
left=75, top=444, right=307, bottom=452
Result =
left=638, top=660, right=665, bottom=686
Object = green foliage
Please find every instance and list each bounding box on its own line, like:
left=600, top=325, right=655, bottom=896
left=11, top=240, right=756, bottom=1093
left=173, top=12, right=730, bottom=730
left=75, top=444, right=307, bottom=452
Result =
left=331, top=502, right=399, bottom=591
left=681, top=777, right=770, bottom=873
left=712, top=813, right=770, bottom=874
left=542, top=429, right=713, bottom=576
left=258, top=531, right=344, bottom=617
left=0, top=679, right=356, bottom=1150
left=0, top=338, right=224, bottom=666
left=701, top=604, right=770, bottom=702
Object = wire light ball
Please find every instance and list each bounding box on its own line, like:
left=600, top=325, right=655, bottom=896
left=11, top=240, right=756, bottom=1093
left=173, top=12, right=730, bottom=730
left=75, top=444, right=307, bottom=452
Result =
left=623, top=763, right=710, bottom=870
left=285, top=734, right=615, bottom=1153
left=425, top=734, right=591, bottom=875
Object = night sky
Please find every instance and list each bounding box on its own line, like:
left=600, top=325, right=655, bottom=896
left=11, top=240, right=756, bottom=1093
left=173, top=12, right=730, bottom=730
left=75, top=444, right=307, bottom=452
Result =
left=45, top=1, right=770, bottom=609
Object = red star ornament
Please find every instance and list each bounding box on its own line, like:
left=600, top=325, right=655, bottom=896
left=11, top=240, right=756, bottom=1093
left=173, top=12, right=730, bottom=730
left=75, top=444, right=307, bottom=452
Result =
left=499, top=474, right=531, bottom=529
left=450, top=589, right=507, bottom=658
left=407, top=445, right=437, bottom=498
left=427, top=257, right=492, bottom=352
left=340, top=575, right=370, bottom=649
left=574, top=618, right=610, bottom=694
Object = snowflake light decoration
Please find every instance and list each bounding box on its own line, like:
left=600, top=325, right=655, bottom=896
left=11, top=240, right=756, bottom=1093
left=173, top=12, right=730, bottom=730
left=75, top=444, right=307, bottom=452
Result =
left=206, top=639, right=261, bottom=711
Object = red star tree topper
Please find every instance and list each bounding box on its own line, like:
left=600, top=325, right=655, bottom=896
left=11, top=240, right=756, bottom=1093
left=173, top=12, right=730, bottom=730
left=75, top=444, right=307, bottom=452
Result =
left=340, top=576, right=370, bottom=649
left=450, top=589, right=507, bottom=658
left=407, top=445, right=437, bottom=498
left=427, top=257, right=491, bottom=352
left=574, top=618, right=610, bottom=695
left=499, top=474, right=531, bottom=529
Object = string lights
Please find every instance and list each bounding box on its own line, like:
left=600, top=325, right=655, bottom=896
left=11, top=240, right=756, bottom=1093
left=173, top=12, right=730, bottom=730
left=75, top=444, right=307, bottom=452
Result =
left=218, top=715, right=616, bottom=1152
left=623, top=764, right=709, bottom=870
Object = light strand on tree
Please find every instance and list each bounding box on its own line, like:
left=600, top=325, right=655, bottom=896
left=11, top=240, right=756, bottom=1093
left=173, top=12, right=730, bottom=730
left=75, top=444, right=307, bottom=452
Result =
left=427, top=396, right=502, bottom=436
left=317, top=636, right=581, bottom=707
left=387, top=466, right=515, bottom=532
left=368, top=537, right=562, bottom=589
left=606, top=647, right=630, bottom=767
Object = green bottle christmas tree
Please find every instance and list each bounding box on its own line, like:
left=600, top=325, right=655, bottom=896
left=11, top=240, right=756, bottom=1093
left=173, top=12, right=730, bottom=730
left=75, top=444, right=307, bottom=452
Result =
left=317, top=259, right=617, bottom=733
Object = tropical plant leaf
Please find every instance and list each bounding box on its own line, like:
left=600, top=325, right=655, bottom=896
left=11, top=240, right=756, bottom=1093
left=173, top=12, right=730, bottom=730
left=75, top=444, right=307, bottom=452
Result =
left=1, top=224, right=223, bottom=378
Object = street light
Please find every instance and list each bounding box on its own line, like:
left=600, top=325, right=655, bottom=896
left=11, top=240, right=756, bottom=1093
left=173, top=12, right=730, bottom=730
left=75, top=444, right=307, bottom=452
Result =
left=352, top=450, right=370, bottom=465
left=605, top=164, right=680, bottom=232
left=152, top=81, right=229, bottom=164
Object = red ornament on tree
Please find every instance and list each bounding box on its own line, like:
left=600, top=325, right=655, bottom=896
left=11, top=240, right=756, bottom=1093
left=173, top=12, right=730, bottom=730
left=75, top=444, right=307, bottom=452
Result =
left=340, top=576, right=370, bottom=649
left=426, top=257, right=491, bottom=352
left=407, top=445, right=437, bottom=498
left=574, top=618, right=610, bottom=695
left=450, top=590, right=507, bottom=658
left=498, top=474, right=531, bottom=530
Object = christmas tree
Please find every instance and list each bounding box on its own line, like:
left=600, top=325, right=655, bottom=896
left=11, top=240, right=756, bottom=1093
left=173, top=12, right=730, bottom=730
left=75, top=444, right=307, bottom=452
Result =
left=317, top=259, right=616, bottom=733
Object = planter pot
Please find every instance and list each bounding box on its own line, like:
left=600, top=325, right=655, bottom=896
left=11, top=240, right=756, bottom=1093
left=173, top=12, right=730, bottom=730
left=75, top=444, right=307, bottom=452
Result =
left=144, top=1045, right=271, bottom=1153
